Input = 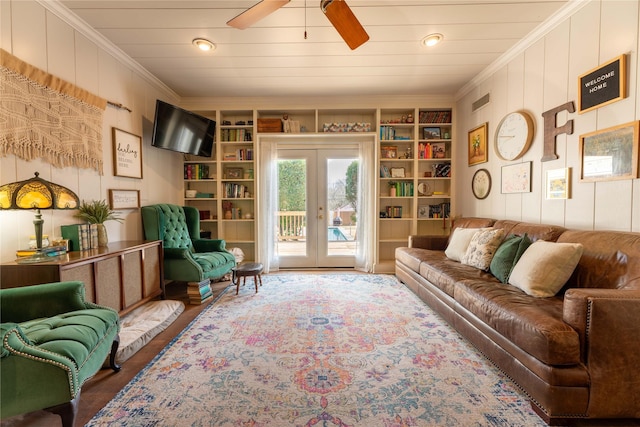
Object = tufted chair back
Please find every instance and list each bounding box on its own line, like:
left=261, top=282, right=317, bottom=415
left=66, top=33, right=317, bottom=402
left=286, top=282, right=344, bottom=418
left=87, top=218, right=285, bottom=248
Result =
left=141, top=204, right=193, bottom=250
left=141, top=203, right=235, bottom=283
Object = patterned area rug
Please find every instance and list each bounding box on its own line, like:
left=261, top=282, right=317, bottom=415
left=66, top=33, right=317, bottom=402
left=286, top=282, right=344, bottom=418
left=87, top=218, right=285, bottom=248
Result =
left=88, top=274, right=546, bottom=426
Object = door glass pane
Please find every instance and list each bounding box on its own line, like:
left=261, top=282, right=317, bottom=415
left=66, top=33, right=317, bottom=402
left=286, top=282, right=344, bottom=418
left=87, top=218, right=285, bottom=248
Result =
left=277, top=159, right=307, bottom=257
left=326, top=158, right=358, bottom=257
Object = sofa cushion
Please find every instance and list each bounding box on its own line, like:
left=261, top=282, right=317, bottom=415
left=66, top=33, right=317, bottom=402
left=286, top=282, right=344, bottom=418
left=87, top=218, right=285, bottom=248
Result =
left=461, top=228, right=505, bottom=270
left=454, top=280, right=581, bottom=365
left=192, top=251, right=236, bottom=280
left=414, top=250, right=500, bottom=298
left=557, top=229, right=640, bottom=290
left=489, top=233, right=532, bottom=283
left=445, top=227, right=483, bottom=262
left=395, top=247, right=429, bottom=273
left=493, top=220, right=566, bottom=242
left=509, top=241, right=584, bottom=297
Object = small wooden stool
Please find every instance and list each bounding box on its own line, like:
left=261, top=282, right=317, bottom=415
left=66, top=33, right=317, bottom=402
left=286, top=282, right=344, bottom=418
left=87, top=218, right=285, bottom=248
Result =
left=232, top=262, right=264, bottom=295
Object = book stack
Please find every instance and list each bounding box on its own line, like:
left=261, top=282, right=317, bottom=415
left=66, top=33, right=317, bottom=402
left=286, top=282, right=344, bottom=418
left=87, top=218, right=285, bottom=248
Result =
left=61, top=224, right=100, bottom=251
left=187, top=279, right=213, bottom=304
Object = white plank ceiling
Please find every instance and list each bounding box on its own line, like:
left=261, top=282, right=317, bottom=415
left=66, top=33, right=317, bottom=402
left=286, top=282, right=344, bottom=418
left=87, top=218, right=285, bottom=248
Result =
left=59, top=0, right=570, bottom=98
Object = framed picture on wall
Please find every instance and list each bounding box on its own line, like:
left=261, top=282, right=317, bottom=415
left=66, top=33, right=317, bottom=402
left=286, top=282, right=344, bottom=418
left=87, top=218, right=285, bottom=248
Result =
left=501, top=162, right=532, bottom=194
left=545, top=168, right=571, bottom=199
left=579, top=121, right=639, bottom=182
left=468, top=123, right=488, bottom=166
left=109, top=189, right=140, bottom=209
left=112, top=128, right=143, bottom=179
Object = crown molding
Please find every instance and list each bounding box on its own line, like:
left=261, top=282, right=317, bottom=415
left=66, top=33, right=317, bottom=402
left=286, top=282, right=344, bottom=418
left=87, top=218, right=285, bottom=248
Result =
left=455, top=0, right=591, bottom=101
left=39, top=0, right=179, bottom=100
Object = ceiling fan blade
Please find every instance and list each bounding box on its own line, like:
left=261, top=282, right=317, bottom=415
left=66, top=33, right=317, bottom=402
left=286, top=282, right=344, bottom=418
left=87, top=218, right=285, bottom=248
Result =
left=321, top=0, right=369, bottom=50
left=227, top=0, right=291, bottom=30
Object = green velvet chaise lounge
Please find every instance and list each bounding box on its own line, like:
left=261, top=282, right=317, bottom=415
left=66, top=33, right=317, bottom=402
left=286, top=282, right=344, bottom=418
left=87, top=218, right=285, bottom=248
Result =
left=141, top=204, right=236, bottom=285
left=0, top=281, right=120, bottom=427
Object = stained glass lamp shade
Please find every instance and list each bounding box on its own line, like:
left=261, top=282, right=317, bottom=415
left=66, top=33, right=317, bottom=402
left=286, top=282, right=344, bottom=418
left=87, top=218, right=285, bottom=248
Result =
left=0, top=172, right=79, bottom=252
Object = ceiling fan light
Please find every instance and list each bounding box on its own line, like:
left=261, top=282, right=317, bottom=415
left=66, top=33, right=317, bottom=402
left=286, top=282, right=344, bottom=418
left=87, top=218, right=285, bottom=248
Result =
left=192, top=38, right=215, bottom=51
left=422, top=33, right=443, bottom=47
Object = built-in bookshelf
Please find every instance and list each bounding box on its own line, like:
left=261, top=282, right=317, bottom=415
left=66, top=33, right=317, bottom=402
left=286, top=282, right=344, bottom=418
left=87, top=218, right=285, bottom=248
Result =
left=217, top=111, right=256, bottom=260
left=182, top=106, right=454, bottom=271
left=376, top=108, right=453, bottom=272
left=183, top=110, right=218, bottom=242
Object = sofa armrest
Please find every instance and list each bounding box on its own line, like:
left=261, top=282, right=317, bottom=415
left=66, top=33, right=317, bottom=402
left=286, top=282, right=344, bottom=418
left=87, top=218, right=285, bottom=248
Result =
left=408, top=235, right=448, bottom=250
left=192, top=238, right=227, bottom=253
left=0, top=281, right=87, bottom=324
left=1, top=323, right=76, bottom=370
left=163, top=247, right=193, bottom=259
left=563, top=288, right=640, bottom=416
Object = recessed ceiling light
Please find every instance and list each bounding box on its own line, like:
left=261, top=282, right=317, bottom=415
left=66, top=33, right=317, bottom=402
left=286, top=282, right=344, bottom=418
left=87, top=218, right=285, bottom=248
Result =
left=421, top=33, right=443, bottom=47
left=192, top=38, right=215, bottom=51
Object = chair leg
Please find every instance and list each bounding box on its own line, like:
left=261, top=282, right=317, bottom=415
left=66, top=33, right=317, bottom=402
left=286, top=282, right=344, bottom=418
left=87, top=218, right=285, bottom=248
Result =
left=46, top=390, right=80, bottom=427
left=109, top=335, right=122, bottom=372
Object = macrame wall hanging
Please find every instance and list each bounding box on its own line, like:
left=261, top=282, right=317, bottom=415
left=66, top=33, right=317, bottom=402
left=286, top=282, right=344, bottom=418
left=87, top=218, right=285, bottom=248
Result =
left=0, top=49, right=107, bottom=174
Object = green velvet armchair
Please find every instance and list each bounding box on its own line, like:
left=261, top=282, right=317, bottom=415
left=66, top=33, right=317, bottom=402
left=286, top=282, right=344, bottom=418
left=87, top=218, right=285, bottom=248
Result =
left=141, top=204, right=236, bottom=284
left=0, top=281, right=120, bottom=427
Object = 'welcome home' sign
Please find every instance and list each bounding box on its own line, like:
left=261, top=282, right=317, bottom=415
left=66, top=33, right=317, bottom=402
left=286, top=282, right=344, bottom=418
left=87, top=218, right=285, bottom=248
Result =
left=578, top=54, right=627, bottom=114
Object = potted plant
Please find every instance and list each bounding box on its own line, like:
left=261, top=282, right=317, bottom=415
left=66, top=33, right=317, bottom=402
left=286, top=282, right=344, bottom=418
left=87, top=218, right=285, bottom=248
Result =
left=74, top=200, right=122, bottom=247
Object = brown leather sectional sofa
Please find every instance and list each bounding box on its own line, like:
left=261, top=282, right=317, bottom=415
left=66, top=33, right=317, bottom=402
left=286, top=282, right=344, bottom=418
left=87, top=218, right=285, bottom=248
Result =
left=395, top=217, right=640, bottom=425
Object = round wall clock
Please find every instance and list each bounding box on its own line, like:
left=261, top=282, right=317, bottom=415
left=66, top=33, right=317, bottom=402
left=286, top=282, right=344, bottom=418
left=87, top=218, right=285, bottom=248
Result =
left=472, top=169, right=491, bottom=200
left=494, top=111, right=534, bottom=161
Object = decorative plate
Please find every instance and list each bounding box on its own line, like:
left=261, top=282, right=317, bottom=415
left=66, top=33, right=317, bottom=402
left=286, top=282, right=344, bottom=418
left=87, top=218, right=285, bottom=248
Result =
left=418, top=182, right=432, bottom=196
left=472, top=169, right=491, bottom=199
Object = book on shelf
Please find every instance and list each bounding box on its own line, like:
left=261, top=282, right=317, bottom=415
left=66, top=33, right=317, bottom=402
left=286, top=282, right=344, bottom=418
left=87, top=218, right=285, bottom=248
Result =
left=223, top=183, right=248, bottom=198
left=184, top=164, right=211, bottom=180
left=221, top=128, right=253, bottom=142
left=419, top=142, right=447, bottom=159
left=379, top=126, right=396, bottom=140
left=419, top=110, right=452, bottom=124
left=384, top=206, right=403, bottom=218
left=391, top=181, right=414, bottom=197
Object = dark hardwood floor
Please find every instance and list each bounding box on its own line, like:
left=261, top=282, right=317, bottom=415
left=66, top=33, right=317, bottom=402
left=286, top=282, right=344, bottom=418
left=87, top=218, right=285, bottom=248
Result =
left=77, top=279, right=232, bottom=425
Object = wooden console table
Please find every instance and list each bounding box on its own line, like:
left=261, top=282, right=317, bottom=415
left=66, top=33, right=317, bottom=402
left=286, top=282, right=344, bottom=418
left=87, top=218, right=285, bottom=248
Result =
left=0, top=240, right=164, bottom=316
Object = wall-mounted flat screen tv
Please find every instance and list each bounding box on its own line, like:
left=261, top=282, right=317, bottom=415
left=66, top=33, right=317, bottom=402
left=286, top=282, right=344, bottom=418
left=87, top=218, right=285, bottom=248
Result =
left=151, top=100, right=215, bottom=158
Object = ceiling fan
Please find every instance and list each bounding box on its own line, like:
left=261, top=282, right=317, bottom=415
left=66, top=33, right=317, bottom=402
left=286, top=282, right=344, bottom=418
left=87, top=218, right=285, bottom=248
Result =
left=226, top=0, right=369, bottom=50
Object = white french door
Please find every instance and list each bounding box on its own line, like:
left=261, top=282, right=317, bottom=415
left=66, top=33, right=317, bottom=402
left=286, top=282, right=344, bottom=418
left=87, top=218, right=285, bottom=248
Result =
left=277, top=148, right=358, bottom=268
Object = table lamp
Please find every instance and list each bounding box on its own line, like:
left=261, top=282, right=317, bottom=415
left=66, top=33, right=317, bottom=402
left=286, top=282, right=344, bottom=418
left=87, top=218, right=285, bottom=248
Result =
left=0, top=172, right=80, bottom=258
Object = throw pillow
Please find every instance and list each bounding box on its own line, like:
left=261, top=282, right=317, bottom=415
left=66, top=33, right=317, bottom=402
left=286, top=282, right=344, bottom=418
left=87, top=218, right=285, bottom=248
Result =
left=489, top=233, right=532, bottom=283
left=509, top=241, right=584, bottom=297
left=444, top=227, right=482, bottom=262
left=461, top=228, right=506, bottom=270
